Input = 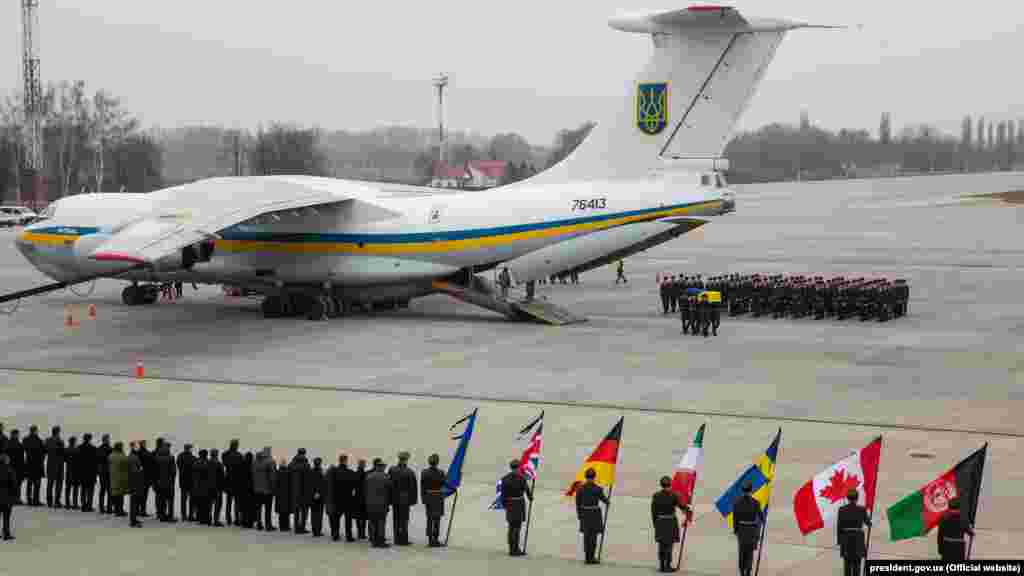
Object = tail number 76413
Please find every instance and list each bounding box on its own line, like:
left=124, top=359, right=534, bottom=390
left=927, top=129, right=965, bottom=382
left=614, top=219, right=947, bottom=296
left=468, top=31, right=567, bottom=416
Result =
left=572, top=198, right=607, bottom=211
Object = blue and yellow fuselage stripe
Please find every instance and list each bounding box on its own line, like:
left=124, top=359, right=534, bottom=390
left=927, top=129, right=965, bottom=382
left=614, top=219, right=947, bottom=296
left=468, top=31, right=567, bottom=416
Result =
left=18, top=199, right=719, bottom=256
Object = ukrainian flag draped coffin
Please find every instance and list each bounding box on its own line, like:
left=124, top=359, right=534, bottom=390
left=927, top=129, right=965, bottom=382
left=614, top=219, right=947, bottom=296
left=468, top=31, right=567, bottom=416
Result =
left=565, top=417, right=624, bottom=496
left=715, top=429, right=781, bottom=527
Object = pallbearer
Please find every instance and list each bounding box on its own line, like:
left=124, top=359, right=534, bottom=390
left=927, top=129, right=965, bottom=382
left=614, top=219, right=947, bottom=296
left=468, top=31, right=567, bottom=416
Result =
left=651, top=476, right=691, bottom=573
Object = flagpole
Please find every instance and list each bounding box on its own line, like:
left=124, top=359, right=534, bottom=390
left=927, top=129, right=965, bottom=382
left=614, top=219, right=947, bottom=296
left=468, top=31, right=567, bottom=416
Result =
left=755, top=429, right=780, bottom=576
left=863, top=436, right=883, bottom=576
left=443, top=489, right=460, bottom=547
left=966, top=443, right=987, bottom=560
left=674, top=515, right=690, bottom=571
left=523, top=477, right=536, bottom=553
left=596, top=483, right=614, bottom=562
left=754, top=511, right=768, bottom=576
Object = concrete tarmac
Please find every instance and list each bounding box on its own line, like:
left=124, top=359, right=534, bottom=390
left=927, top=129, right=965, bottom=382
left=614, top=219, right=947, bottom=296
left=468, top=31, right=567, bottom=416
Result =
left=1, top=172, right=1023, bottom=574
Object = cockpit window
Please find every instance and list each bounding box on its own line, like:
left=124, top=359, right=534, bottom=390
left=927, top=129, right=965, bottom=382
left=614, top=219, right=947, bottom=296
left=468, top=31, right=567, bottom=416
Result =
left=700, top=175, right=711, bottom=187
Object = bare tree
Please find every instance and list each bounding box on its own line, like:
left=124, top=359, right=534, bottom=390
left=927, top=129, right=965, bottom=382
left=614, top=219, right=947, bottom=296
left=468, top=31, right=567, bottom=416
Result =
left=90, top=90, right=137, bottom=193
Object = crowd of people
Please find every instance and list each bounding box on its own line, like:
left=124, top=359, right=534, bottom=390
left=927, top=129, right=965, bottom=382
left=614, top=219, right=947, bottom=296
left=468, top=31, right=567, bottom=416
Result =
left=658, top=273, right=910, bottom=323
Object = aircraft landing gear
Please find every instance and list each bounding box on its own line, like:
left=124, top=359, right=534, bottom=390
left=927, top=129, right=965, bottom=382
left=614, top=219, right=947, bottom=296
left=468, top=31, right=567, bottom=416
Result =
left=122, top=284, right=159, bottom=306
left=306, top=295, right=328, bottom=321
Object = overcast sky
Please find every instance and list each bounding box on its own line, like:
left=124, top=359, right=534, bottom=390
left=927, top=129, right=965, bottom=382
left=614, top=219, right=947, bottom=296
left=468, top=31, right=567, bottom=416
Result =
left=2, top=1, right=1022, bottom=145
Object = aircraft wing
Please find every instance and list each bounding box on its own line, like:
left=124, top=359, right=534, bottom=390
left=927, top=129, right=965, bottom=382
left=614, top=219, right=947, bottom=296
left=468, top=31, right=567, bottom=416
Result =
left=90, top=176, right=394, bottom=265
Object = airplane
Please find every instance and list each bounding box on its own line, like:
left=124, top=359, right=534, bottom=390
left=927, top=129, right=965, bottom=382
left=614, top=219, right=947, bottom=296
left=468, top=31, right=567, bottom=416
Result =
left=11, top=6, right=831, bottom=323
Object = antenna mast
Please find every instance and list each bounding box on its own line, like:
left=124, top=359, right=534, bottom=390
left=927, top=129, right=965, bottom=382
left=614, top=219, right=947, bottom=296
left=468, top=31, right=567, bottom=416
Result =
left=433, top=74, right=448, bottom=166
left=21, top=0, right=43, bottom=204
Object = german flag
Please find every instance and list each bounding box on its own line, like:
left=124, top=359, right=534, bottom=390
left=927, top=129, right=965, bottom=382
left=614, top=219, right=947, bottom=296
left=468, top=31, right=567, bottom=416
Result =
left=565, top=417, right=624, bottom=496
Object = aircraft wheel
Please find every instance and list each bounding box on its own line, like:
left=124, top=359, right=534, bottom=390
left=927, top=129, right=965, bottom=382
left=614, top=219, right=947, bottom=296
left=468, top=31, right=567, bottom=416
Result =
left=122, top=286, right=138, bottom=306
left=306, top=295, right=327, bottom=321
left=326, top=296, right=341, bottom=319
left=141, top=286, right=159, bottom=305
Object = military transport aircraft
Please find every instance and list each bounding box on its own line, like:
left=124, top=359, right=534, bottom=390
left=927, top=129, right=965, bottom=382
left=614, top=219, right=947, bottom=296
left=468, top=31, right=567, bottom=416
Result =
left=10, top=6, right=828, bottom=322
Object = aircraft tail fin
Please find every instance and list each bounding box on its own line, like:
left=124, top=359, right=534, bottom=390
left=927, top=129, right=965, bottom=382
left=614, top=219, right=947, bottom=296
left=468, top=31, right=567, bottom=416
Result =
left=530, top=6, right=834, bottom=182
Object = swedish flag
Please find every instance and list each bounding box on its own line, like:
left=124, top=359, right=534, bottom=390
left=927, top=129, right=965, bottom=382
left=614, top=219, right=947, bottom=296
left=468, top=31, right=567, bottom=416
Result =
left=715, top=428, right=781, bottom=527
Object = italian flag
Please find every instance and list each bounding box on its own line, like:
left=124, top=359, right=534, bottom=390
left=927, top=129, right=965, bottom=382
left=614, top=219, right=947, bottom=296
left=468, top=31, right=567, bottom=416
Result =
left=671, top=424, right=705, bottom=506
left=792, top=437, right=882, bottom=535
left=887, top=444, right=987, bottom=541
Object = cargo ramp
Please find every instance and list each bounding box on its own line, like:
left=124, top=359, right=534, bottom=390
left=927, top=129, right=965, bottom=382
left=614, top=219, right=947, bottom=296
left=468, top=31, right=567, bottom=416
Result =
left=431, top=280, right=586, bottom=326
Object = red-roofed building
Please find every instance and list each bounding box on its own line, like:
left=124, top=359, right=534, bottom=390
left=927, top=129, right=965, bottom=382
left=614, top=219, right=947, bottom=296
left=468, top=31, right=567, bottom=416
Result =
left=431, top=160, right=508, bottom=189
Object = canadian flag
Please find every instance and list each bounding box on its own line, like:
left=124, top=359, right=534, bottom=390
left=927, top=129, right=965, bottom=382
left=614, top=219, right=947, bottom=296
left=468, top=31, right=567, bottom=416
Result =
left=792, top=437, right=882, bottom=535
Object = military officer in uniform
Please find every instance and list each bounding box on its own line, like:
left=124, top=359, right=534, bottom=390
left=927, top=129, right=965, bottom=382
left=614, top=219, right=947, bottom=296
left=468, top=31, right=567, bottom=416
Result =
left=365, top=458, right=393, bottom=548
left=651, top=476, right=692, bottom=573
left=420, top=453, right=446, bottom=547
left=310, top=457, right=326, bottom=537
left=837, top=488, right=871, bottom=576
left=388, top=451, right=418, bottom=546
left=500, top=460, right=533, bottom=556
left=176, top=444, right=195, bottom=521
left=733, top=481, right=763, bottom=576
left=575, top=467, right=610, bottom=565
left=97, top=434, right=113, bottom=514
left=0, top=454, right=15, bottom=540
left=21, top=425, right=44, bottom=507
left=938, top=498, right=973, bottom=561
left=326, top=453, right=356, bottom=541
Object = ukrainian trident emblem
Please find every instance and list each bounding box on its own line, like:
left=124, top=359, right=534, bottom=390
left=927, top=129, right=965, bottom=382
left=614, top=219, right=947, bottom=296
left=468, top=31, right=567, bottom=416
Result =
left=637, top=82, right=669, bottom=135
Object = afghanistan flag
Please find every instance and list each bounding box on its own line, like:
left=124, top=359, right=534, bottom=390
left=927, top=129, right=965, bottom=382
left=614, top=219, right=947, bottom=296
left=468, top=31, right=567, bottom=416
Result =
left=565, top=417, right=623, bottom=496
left=671, top=423, right=706, bottom=507
left=886, top=444, right=987, bottom=541
left=792, top=436, right=882, bottom=535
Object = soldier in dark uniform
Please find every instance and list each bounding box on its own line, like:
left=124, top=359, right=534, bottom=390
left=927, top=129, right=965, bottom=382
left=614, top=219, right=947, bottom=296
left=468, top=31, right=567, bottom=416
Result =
left=310, top=457, right=326, bottom=537
left=652, top=476, right=692, bottom=573
left=78, top=433, right=97, bottom=511
left=290, top=448, right=312, bottom=534
left=365, top=458, right=393, bottom=548
left=500, top=460, right=533, bottom=556
left=420, top=453, right=446, bottom=547
left=698, top=293, right=711, bottom=337
left=22, top=425, right=44, bottom=507
left=353, top=459, right=368, bottom=540
left=192, top=449, right=211, bottom=525
left=63, top=435, right=79, bottom=509
left=679, top=291, right=691, bottom=334
left=327, top=453, right=356, bottom=542
left=0, top=454, right=16, bottom=539
left=209, top=448, right=225, bottom=526
left=388, top=451, right=418, bottom=546
left=709, top=293, right=722, bottom=336
left=837, top=488, right=871, bottom=576
left=97, top=434, right=112, bottom=514
left=6, top=429, right=23, bottom=505
left=240, top=451, right=256, bottom=528
left=126, top=442, right=145, bottom=528
left=222, top=439, right=243, bottom=526
left=733, top=481, right=763, bottom=576
left=252, top=448, right=275, bottom=530
left=660, top=276, right=670, bottom=314
left=938, top=498, right=973, bottom=561
left=274, top=457, right=292, bottom=531
left=155, top=440, right=177, bottom=522
left=139, top=439, right=157, bottom=517
left=575, top=467, right=609, bottom=565
left=176, top=444, right=195, bottom=521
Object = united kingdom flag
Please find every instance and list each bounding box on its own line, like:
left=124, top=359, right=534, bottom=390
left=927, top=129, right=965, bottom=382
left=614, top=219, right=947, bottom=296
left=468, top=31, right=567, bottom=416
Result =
left=491, top=411, right=544, bottom=509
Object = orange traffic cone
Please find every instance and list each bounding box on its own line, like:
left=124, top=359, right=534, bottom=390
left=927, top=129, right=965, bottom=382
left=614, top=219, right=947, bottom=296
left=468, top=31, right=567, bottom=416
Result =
left=135, top=360, right=145, bottom=379
left=88, top=304, right=97, bottom=318
left=64, top=306, right=77, bottom=327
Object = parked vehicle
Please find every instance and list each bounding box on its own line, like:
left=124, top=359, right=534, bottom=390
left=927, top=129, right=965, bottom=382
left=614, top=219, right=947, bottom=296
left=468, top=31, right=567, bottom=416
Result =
left=0, top=206, right=39, bottom=226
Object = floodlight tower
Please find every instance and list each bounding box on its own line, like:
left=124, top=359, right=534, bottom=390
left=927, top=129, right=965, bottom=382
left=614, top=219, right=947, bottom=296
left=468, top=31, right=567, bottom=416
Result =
left=21, top=0, right=43, bottom=204
left=433, top=74, right=448, bottom=166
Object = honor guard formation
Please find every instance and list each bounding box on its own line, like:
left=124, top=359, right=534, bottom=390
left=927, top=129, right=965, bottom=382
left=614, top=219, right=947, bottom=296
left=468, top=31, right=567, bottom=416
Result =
left=0, top=417, right=988, bottom=572
left=659, top=274, right=910, bottom=325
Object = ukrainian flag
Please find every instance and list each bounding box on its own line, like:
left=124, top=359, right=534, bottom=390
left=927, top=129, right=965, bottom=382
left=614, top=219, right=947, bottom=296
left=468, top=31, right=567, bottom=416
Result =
left=715, top=428, right=781, bottom=527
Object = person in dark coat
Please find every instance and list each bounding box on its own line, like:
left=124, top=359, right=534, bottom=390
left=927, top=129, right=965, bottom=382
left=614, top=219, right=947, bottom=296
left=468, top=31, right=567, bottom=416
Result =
left=652, top=476, right=692, bottom=573
left=365, top=458, right=392, bottom=548
left=126, top=442, right=144, bottom=528
left=252, top=448, right=275, bottom=531
left=733, top=481, right=763, bottom=576
left=310, top=457, right=326, bottom=537
left=108, top=442, right=129, bottom=517
left=137, top=439, right=155, bottom=517
left=192, top=449, right=211, bottom=525
left=289, top=448, right=312, bottom=534
left=274, top=458, right=293, bottom=532
left=154, top=442, right=177, bottom=522
left=21, top=425, right=44, bottom=507
left=352, top=459, right=368, bottom=540
left=575, top=467, right=609, bottom=565
left=837, top=488, right=871, bottom=576
left=77, top=433, right=98, bottom=511
left=97, top=434, right=113, bottom=514
left=0, top=424, right=5, bottom=458
left=241, top=451, right=256, bottom=528
left=221, top=439, right=243, bottom=526
left=388, top=451, right=418, bottom=546
left=0, top=454, right=16, bottom=539
left=5, top=429, right=24, bottom=505
left=176, top=444, right=195, bottom=521
left=209, top=449, right=225, bottom=526
left=500, top=460, right=533, bottom=556
left=938, top=498, right=973, bottom=561
left=420, top=453, right=446, bottom=547
left=64, top=435, right=79, bottom=509
left=327, top=453, right=357, bottom=542
left=45, top=426, right=65, bottom=508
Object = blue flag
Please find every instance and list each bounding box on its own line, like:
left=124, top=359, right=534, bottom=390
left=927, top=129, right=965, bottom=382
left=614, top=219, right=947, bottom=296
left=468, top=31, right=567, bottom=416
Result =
left=443, top=408, right=478, bottom=497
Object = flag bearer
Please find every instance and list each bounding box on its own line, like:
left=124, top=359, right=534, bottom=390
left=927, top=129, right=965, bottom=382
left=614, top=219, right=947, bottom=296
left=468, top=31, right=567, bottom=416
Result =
left=500, top=460, right=532, bottom=556
left=733, top=481, right=762, bottom=576
left=576, top=467, right=609, bottom=565
left=651, top=476, right=691, bottom=573
left=938, top=498, right=973, bottom=561
left=837, top=488, right=871, bottom=576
